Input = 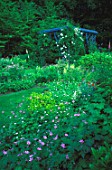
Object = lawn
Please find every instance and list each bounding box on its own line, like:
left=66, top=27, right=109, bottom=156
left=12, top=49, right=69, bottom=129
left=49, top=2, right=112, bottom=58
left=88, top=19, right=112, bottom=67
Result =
left=0, top=86, right=46, bottom=129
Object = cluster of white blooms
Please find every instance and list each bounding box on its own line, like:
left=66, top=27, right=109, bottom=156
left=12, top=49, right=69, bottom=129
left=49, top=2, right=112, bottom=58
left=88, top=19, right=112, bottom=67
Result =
left=55, top=28, right=84, bottom=62
left=59, top=30, right=68, bottom=39
left=74, top=28, right=80, bottom=35
left=60, top=33, right=63, bottom=37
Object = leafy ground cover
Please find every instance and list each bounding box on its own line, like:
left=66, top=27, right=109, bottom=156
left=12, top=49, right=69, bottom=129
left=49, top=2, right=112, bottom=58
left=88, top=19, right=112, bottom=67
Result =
left=0, top=52, right=112, bottom=170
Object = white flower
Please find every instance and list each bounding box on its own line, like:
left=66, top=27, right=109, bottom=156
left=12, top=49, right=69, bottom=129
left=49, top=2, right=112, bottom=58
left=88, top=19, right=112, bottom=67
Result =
left=62, top=51, right=65, bottom=54
left=60, top=33, right=63, bottom=36
left=60, top=37, right=64, bottom=39
left=74, top=28, right=79, bottom=32
left=64, top=55, right=67, bottom=58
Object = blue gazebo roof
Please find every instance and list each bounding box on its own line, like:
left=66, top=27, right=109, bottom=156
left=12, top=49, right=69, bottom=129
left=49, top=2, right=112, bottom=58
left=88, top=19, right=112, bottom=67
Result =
left=39, top=26, right=98, bottom=35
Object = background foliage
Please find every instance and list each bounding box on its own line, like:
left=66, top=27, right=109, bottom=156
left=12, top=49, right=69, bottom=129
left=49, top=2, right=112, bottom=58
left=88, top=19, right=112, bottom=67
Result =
left=0, top=0, right=111, bottom=59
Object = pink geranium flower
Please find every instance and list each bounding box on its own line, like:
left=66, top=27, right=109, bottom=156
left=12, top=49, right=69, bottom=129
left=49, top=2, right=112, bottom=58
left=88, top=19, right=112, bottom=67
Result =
left=3, top=150, right=7, bottom=155
left=61, top=143, right=66, bottom=148
left=66, top=154, right=69, bottom=159
left=74, top=114, right=80, bottom=116
left=54, top=125, right=57, bottom=129
left=27, top=141, right=31, bottom=145
left=65, top=133, right=68, bottom=137
left=37, top=147, right=42, bottom=150
left=29, top=157, right=33, bottom=162
left=49, top=153, right=53, bottom=156
left=49, top=132, right=53, bottom=136
left=53, top=135, right=58, bottom=140
left=24, top=151, right=29, bottom=154
left=79, top=139, right=84, bottom=143
left=39, top=140, right=45, bottom=146
left=43, top=136, right=47, bottom=139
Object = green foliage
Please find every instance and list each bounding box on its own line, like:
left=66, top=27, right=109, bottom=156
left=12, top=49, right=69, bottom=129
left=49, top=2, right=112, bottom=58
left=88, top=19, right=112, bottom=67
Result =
left=35, top=65, right=59, bottom=83
left=90, top=143, right=112, bottom=170
left=0, top=50, right=111, bottom=169
left=1, top=73, right=111, bottom=169
left=78, top=52, right=112, bottom=86
left=0, top=57, right=64, bottom=94
left=37, top=22, right=85, bottom=65
left=0, top=0, right=111, bottom=59
left=0, top=0, right=38, bottom=56
left=0, top=57, right=36, bottom=93
left=28, top=91, right=57, bottom=113
left=58, top=24, right=85, bottom=63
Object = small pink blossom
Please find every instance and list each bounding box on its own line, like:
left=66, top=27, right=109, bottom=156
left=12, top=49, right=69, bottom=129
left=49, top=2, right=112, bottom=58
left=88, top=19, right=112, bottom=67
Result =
left=108, top=41, right=111, bottom=49
left=49, top=153, right=53, bottom=156
left=74, top=114, right=80, bottom=117
left=3, top=150, right=7, bottom=155
left=66, top=154, right=69, bottom=159
left=65, top=133, right=68, bottom=137
left=61, top=143, right=66, bottom=148
left=79, top=139, right=84, bottom=143
left=27, top=141, right=31, bottom=145
left=14, top=141, right=18, bottom=145
left=39, top=141, right=45, bottom=146
left=24, top=151, right=29, bottom=154
left=54, top=125, right=57, bottom=129
left=52, top=120, right=54, bottom=122
left=37, top=147, right=42, bottom=150
left=43, top=136, right=47, bottom=139
left=17, top=153, right=23, bottom=156
left=53, top=135, right=58, bottom=140
left=49, top=132, right=53, bottom=136
left=29, top=157, right=33, bottom=162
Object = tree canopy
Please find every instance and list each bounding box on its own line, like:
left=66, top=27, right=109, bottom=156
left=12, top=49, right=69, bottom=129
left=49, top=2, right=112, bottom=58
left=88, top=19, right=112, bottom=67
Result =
left=0, top=0, right=111, bottom=56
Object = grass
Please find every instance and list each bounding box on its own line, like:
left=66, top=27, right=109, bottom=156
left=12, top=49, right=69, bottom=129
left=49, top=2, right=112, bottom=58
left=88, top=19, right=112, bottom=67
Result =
left=0, top=86, right=46, bottom=128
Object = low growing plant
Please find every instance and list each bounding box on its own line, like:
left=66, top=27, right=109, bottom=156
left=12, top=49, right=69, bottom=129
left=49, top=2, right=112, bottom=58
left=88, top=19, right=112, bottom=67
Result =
left=89, top=142, right=112, bottom=170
